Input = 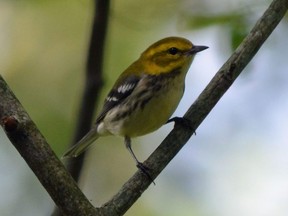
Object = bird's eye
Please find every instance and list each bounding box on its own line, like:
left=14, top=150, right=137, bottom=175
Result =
left=168, top=47, right=178, bottom=55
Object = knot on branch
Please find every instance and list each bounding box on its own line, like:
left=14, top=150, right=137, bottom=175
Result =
left=1, top=116, right=19, bottom=132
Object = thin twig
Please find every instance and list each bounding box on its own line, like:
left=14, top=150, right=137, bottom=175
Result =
left=52, top=0, right=110, bottom=215
left=66, top=0, right=110, bottom=182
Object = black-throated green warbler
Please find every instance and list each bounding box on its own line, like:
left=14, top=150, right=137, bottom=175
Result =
left=63, top=37, right=208, bottom=172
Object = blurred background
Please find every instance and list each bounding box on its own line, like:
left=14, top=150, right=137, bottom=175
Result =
left=1, top=0, right=288, bottom=215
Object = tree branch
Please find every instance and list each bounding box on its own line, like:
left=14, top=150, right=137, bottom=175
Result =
left=66, top=0, right=110, bottom=182
left=99, top=0, right=288, bottom=214
left=0, top=77, right=97, bottom=216
left=52, top=0, right=110, bottom=215
left=0, top=0, right=287, bottom=215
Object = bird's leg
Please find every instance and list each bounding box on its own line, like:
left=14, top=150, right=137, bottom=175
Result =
left=124, top=136, right=141, bottom=165
left=124, top=136, right=154, bottom=183
left=166, top=117, right=196, bottom=135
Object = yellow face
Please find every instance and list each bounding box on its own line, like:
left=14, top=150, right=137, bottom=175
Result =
left=116, top=37, right=208, bottom=86
left=140, top=37, right=195, bottom=75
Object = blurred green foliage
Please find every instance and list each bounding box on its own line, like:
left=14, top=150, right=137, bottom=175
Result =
left=1, top=1, right=92, bottom=154
left=186, top=13, right=249, bottom=50
left=0, top=0, right=253, bottom=154
left=1, top=0, right=282, bottom=216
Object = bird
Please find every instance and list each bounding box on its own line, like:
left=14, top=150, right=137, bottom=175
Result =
left=63, top=36, right=208, bottom=177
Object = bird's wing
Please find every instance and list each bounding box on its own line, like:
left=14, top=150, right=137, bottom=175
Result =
left=95, top=75, right=140, bottom=123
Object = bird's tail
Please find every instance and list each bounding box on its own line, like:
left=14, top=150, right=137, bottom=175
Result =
left=62, top=128, right=100, bottom=158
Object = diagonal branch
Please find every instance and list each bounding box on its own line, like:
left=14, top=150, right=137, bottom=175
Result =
left=0, top=77, right=97, bottom=216
left=99, top=0, right=288, bottom=214
left=0, top=0, right=287, bottom=215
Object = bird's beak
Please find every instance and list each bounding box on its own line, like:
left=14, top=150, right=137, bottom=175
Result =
left=188, top=45, right=209, bottom=55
